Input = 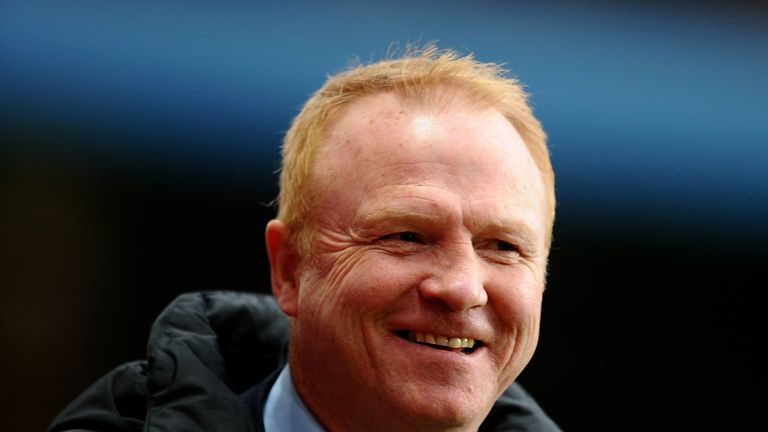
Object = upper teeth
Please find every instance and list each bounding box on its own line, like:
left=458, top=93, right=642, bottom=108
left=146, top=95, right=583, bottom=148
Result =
left=410, top=331, right=476, bottom=349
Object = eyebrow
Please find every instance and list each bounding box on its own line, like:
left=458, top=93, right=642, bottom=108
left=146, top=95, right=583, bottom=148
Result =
left=356, top=206, right=445, bottom=226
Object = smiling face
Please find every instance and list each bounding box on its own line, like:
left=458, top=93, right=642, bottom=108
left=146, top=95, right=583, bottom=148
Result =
left=266, top=90, right=549, bottom=431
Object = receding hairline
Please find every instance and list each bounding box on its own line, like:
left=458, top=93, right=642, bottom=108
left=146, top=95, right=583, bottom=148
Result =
left=319, top=84, right=508, bottom=135
left=309, top=85, right=551, bottom=214
left=276, top=45, right=555, bottom=256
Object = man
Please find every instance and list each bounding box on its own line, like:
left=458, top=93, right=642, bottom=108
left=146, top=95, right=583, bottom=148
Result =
left=49, top=46, right=559, bottom=431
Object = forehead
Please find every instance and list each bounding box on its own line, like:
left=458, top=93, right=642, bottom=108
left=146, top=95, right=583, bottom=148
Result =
left=325, top=92, right=528, bottom=165
left=311, top=91, right=546, bottom=230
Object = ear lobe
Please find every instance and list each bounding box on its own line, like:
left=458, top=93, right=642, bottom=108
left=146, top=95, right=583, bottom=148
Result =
left=265, top=219, right=300, bottom=317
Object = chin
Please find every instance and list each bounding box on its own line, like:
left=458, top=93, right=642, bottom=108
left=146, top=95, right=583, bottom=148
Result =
left=410, top=408, right=487, bottom=431
left=394, top=389, right=492, bottom=430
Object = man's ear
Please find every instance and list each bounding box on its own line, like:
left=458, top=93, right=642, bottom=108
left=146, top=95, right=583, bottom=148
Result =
left=265, top=219, right=300, bottom=317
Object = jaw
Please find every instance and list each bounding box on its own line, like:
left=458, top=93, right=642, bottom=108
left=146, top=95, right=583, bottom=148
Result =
left=290, top=325, right=502, bottom=431
left=288, top=310, right=521, bottom=432
left=355, top=328, right=503, bottom=428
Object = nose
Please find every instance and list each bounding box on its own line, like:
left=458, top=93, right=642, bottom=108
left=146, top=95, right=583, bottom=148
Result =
left=417, top=245, right=488, bottom=312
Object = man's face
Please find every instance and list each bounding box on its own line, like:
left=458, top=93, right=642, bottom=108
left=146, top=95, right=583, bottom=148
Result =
left=274, top=91, right=549, bottom=431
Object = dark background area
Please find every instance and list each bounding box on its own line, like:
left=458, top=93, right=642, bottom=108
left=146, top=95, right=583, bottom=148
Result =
left=2, top=1, right=765, bottom=430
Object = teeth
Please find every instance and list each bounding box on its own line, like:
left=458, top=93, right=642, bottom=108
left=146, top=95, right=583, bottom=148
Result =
left=410, top=332, right=475, bottom=349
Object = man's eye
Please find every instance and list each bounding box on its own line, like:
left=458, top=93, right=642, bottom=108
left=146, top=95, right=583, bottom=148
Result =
left=381, top=232, right=423, bottom=244
left=476, top=240, right=524, bottom=264
left=477, top=239, right=522, bottom=255
left=393, top=232, right=423, bottom=243
left=495, top=240, right=519, bottom=252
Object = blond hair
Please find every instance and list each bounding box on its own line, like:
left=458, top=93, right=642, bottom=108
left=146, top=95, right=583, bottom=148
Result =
left=276, top=44, right=555, bottom=256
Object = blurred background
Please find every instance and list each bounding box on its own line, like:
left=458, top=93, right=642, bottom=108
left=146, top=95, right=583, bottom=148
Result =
left=2, top=0, right=766, bottom=430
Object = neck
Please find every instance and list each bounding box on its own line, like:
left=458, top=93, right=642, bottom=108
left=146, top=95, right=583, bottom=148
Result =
left=288, top=352, right=483, bottom=432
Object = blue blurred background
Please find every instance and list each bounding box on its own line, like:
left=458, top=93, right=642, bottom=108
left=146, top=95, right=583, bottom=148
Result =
left=2, top=1, right=765, bottom=430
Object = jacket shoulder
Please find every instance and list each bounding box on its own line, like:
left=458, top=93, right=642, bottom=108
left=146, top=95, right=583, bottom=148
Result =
left=483, top=381, right=562, bottom=432
left=48, top=291, right=281, bottom=432
left=48, top=361, right=149, bottom=432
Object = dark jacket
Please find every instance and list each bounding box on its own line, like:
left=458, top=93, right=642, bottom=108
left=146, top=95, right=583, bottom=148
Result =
left=49, top=291, right=560, bottom=431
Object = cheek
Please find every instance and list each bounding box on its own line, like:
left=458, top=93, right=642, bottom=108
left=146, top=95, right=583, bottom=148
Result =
left=489, top=270, right=544, bottom=330
left=343, top=255, right=424, bottom=312
left=302, top=252, right=421, bottom=318
left=490, top=272, right=544, bottom=379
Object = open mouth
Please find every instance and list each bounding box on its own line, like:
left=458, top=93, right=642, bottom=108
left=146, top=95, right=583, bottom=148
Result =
left=395, top=330, right=482, bottom=354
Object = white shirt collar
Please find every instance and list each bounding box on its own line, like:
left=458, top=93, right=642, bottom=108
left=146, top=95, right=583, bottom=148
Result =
left=263, top=365, right=325, bottom=432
